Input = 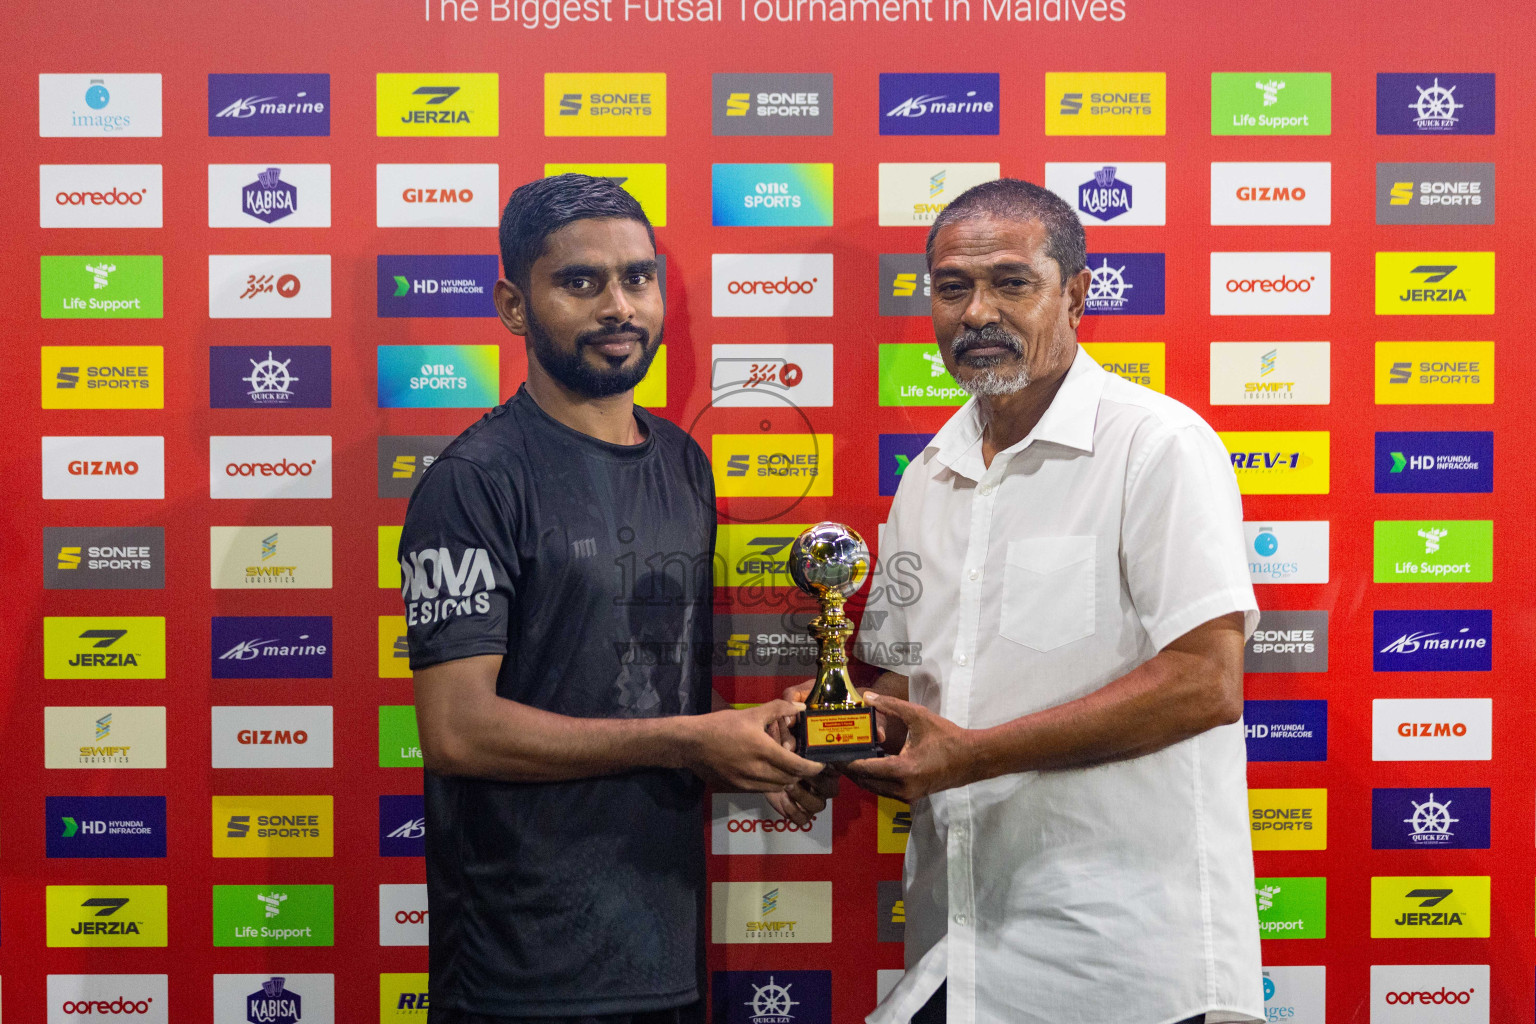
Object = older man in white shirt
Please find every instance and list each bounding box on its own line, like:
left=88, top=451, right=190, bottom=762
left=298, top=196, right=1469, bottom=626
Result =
left=840, top=179, right=1264, bottom=1024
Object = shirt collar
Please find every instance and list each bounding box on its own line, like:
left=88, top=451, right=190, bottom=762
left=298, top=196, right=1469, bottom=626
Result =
left=928, top=346, right=1106, bottom=474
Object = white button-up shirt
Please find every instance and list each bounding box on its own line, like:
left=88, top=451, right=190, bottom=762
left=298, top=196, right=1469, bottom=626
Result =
left=860, top=348, right=1263, bottom=1024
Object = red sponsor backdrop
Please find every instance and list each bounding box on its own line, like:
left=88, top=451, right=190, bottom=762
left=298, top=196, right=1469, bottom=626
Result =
left=2, top=1, right=1534, bottom=1020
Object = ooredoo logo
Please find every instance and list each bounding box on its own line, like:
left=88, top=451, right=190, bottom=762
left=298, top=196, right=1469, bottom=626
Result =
left=43, top=436, right=165, bottom=500
left=728, top=276, right=818, bottom=294
left=380, top=883, right=429, bottom=946
left=712, top=254, right=833, bottom=317
left=40, top=165, right=163, bottom=228
left=1210, top=252, right=1331, bottom=315
left=1371, top=964, right=1487, bottom=1022
left=711, top=794, right=833, bottom=855
left=209, top=436, right=332, bottom=499
left=376, top=164, right=499, bottom=227
left=55, top=187, right=148, bottom=206
left=48, top=974, right=169, bottom=1024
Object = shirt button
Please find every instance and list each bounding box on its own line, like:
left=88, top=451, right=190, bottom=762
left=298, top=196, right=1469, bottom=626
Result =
left=952, top=825, right=967, bottom=840
left=954, top=913, right=969, bottom=926
left=979, top=484, right=995, bottom=496
left=968, top=569, right=980, bottom=581
left=956, top=653, right=968, bottom=666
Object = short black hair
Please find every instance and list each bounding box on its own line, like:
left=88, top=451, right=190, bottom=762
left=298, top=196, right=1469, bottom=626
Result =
left=498, top=174, right=655, bottom=291
left=925, top=178, right=1087, bottom=285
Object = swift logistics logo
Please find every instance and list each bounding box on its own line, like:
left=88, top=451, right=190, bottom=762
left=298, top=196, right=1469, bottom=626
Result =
left=47, top=795, right=167, bottom=858
left=1082, top=342, right=1165, bottom=392
left=41, top=345, right=163, bottom=409
left=713, top=434, right=833, bottom=497
left=377, top=255, right=499, bottom=318
left=1209, top=341, right=1330, bottom=405
left=39, top=73, right=162, bottom=137
left=378, top=436, right=455, bottom=497
left=712, top=970, right=833, bottom=1024
left=208, top=164, right=330, bottom=227
left=1375, top=341, right=1492, bottom=404
left=1249, top=788, right=1326, bottom=851
left=1210, top=162, right=1331, bottom=225
left=213, top=884, right=334, bottom=946
left=1244, top=521, right=1329, bottom=584
left=1253, top=876, right=1326, bottom=938
left=44, top=526, right=164, bottom=590
left=711, top=344, right=834, bottom=407
left=1244, top=610, right=1328, bottom=673
left=879, top=253, right=930, bottom=316
left=1376, top=73, right=1494, bottom=135
left=1375, top=431, right=1492, bottom=493
left=1221, top=431, right=1330, bottom=494
left=1374, top=610, right=1491, bottom=672
left=879, top=73, right=999, bottom=135
left=1045, top=72, right=1165, bottom=134
left=210, top=526, right=333, bottom=589
left=44, top=706, right=167, bottom=769
left=1377, top=163, right=1494, bottom=225
left=210, top=345, right=331, bottom=408
left=1044, top=162, right=1165, bottom=225
left=212, top=617, right=332, bottom=680
left=544, top=163, right=667, bottom=224
left=377, top=344, right=500, bottom=407
left=380, top=706, right=424, bottom=767
left=711, top=881, right=833, bottom=943
left=545, top=72, right=666, bottom=135
left=877, top=162, right=999, bottom=226
left=380, top=794, right=426, bottom=856
left=46, top=885, right=168, bottom=947
left=43, top=617, right=166, bottom=679
left=1244, top=699, right=1327, bottom=762
left=41, top=255, right=163, bottom=318
left=1372, top=788, right=1490, bottom=850
left=1370, top=876, right=1489, bottom=938
left=40, top=164, right=162, bottom=228
left=378, top=616, right=413, bottom=678
left=208, top=253, right=331, bottom=318
left=712, top=73, right=833, bottom=136
left=879, top=434, right=932, bottom=495
left=209, top=73, right=329, bottom=136
left=376, top=73, right=498, bottom=136
left=1373, top=519, right=1492, bottom=583
left=1210, top=72, right=1331, bottom=135
left=1370, top=964, right=1488, bottom=1024
left=1372, top=698, right=1492, bottom=761
left=376, top=163, right=499, bottom=227
left=1211, top=252, right=1330, bottom=315
left=1375, top=252, right=1494, bottom=315
left=212, top=705, right=334, bottom=768
left=1083, top=253, right=1165, bottom=315
left=212, top=795, right=334, bottom=857
left=878, top=344, right=968, bottom=406
left=711, top=163, right=833, bottom=226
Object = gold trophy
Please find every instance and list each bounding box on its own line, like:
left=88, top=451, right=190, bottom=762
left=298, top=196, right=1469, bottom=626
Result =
left=788, top=522, right=884, bottom=763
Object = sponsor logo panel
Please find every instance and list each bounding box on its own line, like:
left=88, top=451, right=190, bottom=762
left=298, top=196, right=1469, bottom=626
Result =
left=42, top=435, right=165, bottom=500
left=47, top=974, right=169, bottom=1024
left=46, top=796, right=167, bottom=858
left=1210, top=341, right=1330, bottom=405
left=877, top=879, right=904, bottom=942
left=1244, top=521, right=1329, bottom=584
left=1377, top=162, right=1495, bottom=225
left=209, top=253, right=331, bottom=318
left=1376, top=73, right=1495, bottom=135
left=378, top=436, right=455, bottom=498
left=214, top=974, right=335, bottom=1024
left=712, top=433, right=832, bottom=498
left=878, top=344, right=967, bottom=406
left=711, top=970, right=832, bottom=1024
left=380, top=795, right=426, bottom=857
left=711, top=163, right=833, bottom=227
left=711, top=881, right=833, bottom=943
left=710, top=344, right=833, bottom=408
left=712, top=254, right=832, bottom=317
left=545, top=72, right=666, bottom=136
left=1373, top=519, right=1492, bottom=583
left=211, top=795, right=334, bottom=858
left=878, top=253, right=929, bottom=316
left=376, top=163, right=499, bottom=227
left=380, top=973, right=431, bottom=1021
left=378, top=526, right=403, bottom=589
left=1210, top=72, right=1331, bottom=135
left=1082, top=342, right=1164, bottom=392
left=40, top=165, right=162, bottom=228
left=44, top=706, right=167, bottom=769
left=544, top=163, right=667, bottom=225
left=1371, top=876, right=1489, bottom=938
left=877, top=163, right=999, bottom=226
left=1369, top=964, right=1487, bottom=1023
left=209, top=435, right=332, bottom=499
left=209, top=73, right=330, bottom=136
left=211, top=705, right=335, bottom=767
left=712, top=73, right=833, bottom=136
left=711, top=794, right=833, bottom=855
left=380, top=884, right=429, bottom=946
left=1372, top=698, right=1492, bottom=761
left=210, top=526, right=333, bottom=590
left=1244, top=611, right=1327, bottom=673
left=1248, top=788, right=1327, bottom=851
left=212, top=884, right=334, bottom=946
left=46, top=885, right=168, bottom=947
left=43, top=617, right=166, bottom=680
left=40, top=74, right=163, bottom=137
left=1375, top=431, right=1491, bottom=494
left=1374, top=610, right=1491, bottom=672
left=376, top=73, right=498, bottom=137
left=1372, top=788, right=1491, bottom=850
left=377, top=344, right=499, bottom=407
left=379, top=616, right=412, bottom=677
left=713, top=525, right=813, bottom=588
left=1374, top=341, right=1492, bottom=405
left=44, top=527, right=164, bottom=590
left=879, top=72, right=998, bottom=135
left=1044, top=72, right=1165, bottom=135
left=1375, top=252, right=1494, bottom=315
left=1210, top=252, right=1330, bottom=315
left=208, top=164, right=330, bottom=227
left=1209, top=162, right=1330, bottom=225
left=1044, top=162, right=1165, bottom=225
left=1221, top=431, right=1329, bottom=495
left=1253, top=876, right=1326, bottom=938
left=634, top=343, right=667, bottom=408
left=377, top=255, right=498, bottom=318
left=878, top=434, right=931, bottom=496
left=210, top=345, right=331, bottom=409
left=1244, top=699, right=1327, bottom=762
left=43, top=345, right=165, bottom=411
left=1262, top=966, right=1326, bottom=1024
left=1084, top=253, right=1164, bottom=315
left=41, top=255, right=163, bottom=319
left=380, top=706, right=424, bottom=767
left=877, top=797, right=910, bottom=854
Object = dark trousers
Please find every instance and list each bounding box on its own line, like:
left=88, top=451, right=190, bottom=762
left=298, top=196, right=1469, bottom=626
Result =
left=430, top=1002, right=702, bottom=1024
left=911, top=984, right=1205, bottom=1024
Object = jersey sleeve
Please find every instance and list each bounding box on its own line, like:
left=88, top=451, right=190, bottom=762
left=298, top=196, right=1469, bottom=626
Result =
left=1122, top=422, right=1260, bottom=651
left=397, top=456, right=518, bottom=670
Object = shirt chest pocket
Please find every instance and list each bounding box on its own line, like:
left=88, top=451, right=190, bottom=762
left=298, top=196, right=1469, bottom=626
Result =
left=998, top=536, right=1096, bottom=652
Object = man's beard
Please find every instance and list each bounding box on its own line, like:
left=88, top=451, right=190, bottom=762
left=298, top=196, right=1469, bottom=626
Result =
left=527, top=309, right=662, bottom=399
left=950, top=323, right=1032, bottom=397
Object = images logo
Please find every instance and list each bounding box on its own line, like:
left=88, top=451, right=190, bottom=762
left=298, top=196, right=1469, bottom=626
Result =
left=1243, top=521, right=1329, bottom=584
left=878, top=344, right=968, bottom=407
left=1045, top=72, right=1165, bottom=135
left=378, top=436, right=454, bottom=497
left=1210, top=72, right=1331, bottom=135
left=544, top=163, right=667, bottom=225
left=40, top=164, right=162, bottom=228
left=710, top=344, right=833, bottom=408
left=41, top=254, right=163, bottom=319
left=1244, top=610, right=1328, bottom=673
left=1211, top=252, right=1330, bottom=315
left=712, top=163, right=833, bottom=227
left=47, top=795, right=167, bottom=858
left=1210, top=162, right=1331, bottom=225
left=1370, top=964, right=1488, bottom=1024
left=380, top=794, right=426, bottom=857
left=209, top=435, right=332, bottom=499
left=46, top=885, right=168, bottom=947
left=211, top=795, right=334, bottom=858
left=213, top=884, right=334, bottom=946
left=1375, top=431, right=1491, bottom=494
left=209, top=73, right=329, bottom=136
left=712, top=254, right=833, bottom=317
left=1372, top=698, right=1491, bottom=761
left=877, top=162, right=999, bottom=226
left=209, top=253, right=331, bottom=318
left=44, top=526, right=164, bottom=590
left=1371, top=876, right=1489, bottom=938
left=712, top=881, right=833, bottom=944
left=1372, top=788, right=1490, bottom=850
left=1083, top=253, right=1165, bottom=315
left=44, top=705, right=167, bottom=769
left=41, top=345, right=163, bottom=410
left=39, top=73, right=162, bottom=137
left=712, top=73, right=833, bottom=136
left=1375, top=252, right=1494, bottom=315
left=1262, top=967, right=1327, bottom=1024
left=1221, top=431, right=1329, bottom=494
left=377, top=344, right=500, bottom=407
left=1377, top=162, right=1494, bottom=225
left=1210, top=341, right=1330, bottom=405
left=879, top=73, right=999, bottom=135
left=1045, top=162, right=1166, bottom=225
left=1253, top=876, right=1326, bottom=938
left=545, top=73, right=666, bottom=136
left=879, top=434, right=931, bottom=496
left=1244, top=699, right=1327, bottom=762
left=1249, top=788, right=1326, bottom=851
left=1377, top=73, right=1495, bottom=135
left=377, top=73, right=498, bottom=136
left=377, top=255, right=499, bottom=318
left=1373, top=520, right=1492, bottom=583
left=1082, top=342, right=1165, bottom=392
left=1375, top=341, right=1492, bottom=404
left=713, top=525, right=813, bottom=588
left=210, top=345, right=330, bottom=409
left=1375, top=610, right=1492, bottom=672
left=43, top=617, right=166, bottom=679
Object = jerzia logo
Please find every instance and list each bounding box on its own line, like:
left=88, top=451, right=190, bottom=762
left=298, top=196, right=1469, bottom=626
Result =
left=377, top=73, right=498, bottom=136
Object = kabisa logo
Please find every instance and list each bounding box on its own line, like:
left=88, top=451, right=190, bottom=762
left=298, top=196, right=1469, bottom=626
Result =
left=1247, top=789, right=1327, bottom=851
left=42, top=345, right=164, bottom=410
left=44, top=526, right=165, bottom=591
left=1210, top=73, right=1332, bottom=135
left=878, top=73, right=999, bottom=135
left=1375, top=431, right=1492, bottom=494
left=41, top=255, right=164, bottom=319
left=243, top=167, right=297, bottom=223
left=1243, top=521, right=1329, bottom=584
left=40, top=164, right=162, bottom=228
left=1373, top=519, right=1492, bottom=583
left=877, top=162, right=999, bottom=226
left=376, top=255, right=499, bottom=318
left=1044, top=162, right=1168, bottom=226
left=1373, top=610, right=1491, bottom=672
left=39, top=73, right=163, bottom=137
left=248, top=977, right=302, bottom=1024
left=879, top=434, right=931, bottom=496
left=47, top=795, right=167, bottom=859
left=1083, top=253, right=1164, bottom=315
left=1372, top=698, right=1492, bottom=762
left=377, top=73, right=499, bottom=136
left=377, top=163, right=499, bottom=227
left=1377, top=162, right=1495, bottom=226
left=1370, top=876, right=1489, bottom=938
left=1045, top=72, right=1165, bottom=135
left=44, top=617, right=167, bottom=680
left=712, top=74, right=833, bottom=136
left=377, top=436, right=454, bottom=498
left=545, top=72, right=667, bottom=136
left=1376, top=73, right=1495, bottom=135
left=208, top=165, right=330, bottom=228
left=400, top=545, right=498, bottom=626
left=711, top=163, right=834, bottom=227
left=1243, top=610, right=1328, bottom=673
left=1243, top=699, right=1327, bottom=762
left=1221, top=431, right=1330, bottom=495
left=380, top=794, right=427, bottom=857
left=712, top=970, right=833, bottom=1024
left=209, top=73, right=330, bottom=136
left=46, top=885, right=168, bottom=947
left=1210, top=252, right=1331, bottom=315
left=1375, top=252, right=1494, bottom=315
left=710, top=344, right=834, bottom=408
left=712, top=254, right=833, bottom=317
left=1078, top=165, right=1131, bottom=220
left=377, top=344, right=500, bottom=408
left=1372, top=788, right=1490, bottom=851
left=209, top=435, right=332, bottom=499
left=210, top=345, right=331, bottom=409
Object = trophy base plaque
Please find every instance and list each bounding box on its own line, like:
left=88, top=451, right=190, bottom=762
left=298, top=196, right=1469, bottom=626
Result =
left=794, top=706, right=884, bottom=763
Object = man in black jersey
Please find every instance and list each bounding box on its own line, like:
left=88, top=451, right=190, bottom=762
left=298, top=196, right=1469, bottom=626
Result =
left=402, top=175, right=828, bottom=1024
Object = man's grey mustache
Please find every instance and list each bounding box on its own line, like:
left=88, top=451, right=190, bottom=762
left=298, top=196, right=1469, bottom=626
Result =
left=952, top=325, right=1024, bottom=358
